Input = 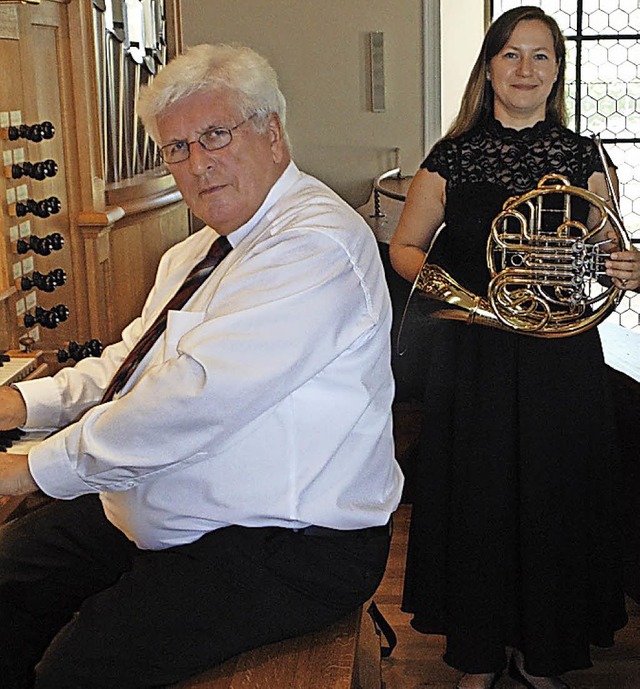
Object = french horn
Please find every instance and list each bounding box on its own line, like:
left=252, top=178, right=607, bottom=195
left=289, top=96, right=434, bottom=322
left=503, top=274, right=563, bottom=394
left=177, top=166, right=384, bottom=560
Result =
left=412, top=149, right=631, bottom=338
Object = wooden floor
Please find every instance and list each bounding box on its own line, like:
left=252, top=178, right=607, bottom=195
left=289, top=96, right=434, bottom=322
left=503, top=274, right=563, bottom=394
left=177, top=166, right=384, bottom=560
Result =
left=374, top=404, right=640, bottom=689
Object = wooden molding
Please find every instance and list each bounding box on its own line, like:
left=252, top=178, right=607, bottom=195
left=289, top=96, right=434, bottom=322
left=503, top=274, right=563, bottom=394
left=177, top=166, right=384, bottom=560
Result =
left=105, top=169, right=177, bottom=205
left=77, top=207, right=125, bottom=228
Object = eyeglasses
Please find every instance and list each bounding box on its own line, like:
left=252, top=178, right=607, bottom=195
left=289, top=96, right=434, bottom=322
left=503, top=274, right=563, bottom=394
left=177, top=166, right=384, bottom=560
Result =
left=159, top=114, right=256, bottom=164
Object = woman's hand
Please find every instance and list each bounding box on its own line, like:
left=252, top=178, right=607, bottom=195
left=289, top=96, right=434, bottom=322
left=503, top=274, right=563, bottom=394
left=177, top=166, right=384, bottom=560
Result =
left=604, top=231, right=640, bottom=291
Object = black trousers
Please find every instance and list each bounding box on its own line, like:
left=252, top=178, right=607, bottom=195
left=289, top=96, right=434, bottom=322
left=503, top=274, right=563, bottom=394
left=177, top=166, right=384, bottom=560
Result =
left=0, top=495, right=390, bottom=689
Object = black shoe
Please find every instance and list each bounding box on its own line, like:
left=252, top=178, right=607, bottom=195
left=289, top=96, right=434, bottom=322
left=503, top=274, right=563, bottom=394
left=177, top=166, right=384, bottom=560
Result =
left=508, top=656, right=570, bottom=689
left=456, top=672, right=501, bottom=689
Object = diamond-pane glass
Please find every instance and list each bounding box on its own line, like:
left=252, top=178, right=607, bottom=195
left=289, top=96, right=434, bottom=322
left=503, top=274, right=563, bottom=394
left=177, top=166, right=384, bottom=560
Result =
left=492, top=0, right=640, bottom=330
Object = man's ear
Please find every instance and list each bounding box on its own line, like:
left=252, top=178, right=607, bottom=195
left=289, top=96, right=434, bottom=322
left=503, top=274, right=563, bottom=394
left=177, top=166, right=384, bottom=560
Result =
left=267, top=113, right=287, bottom=163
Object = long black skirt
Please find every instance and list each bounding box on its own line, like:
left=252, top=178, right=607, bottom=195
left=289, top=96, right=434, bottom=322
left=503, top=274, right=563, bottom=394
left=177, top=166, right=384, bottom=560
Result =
left=401, top=321, right=627, bottom=676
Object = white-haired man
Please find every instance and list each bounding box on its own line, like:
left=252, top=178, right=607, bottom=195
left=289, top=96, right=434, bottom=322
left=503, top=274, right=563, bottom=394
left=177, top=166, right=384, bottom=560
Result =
left=0, top=44, right=402, bottom=688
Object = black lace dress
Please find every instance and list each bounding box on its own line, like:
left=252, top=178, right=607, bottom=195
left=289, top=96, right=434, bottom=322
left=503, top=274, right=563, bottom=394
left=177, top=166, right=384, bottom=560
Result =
left=401, top=117, right=628, bottom=676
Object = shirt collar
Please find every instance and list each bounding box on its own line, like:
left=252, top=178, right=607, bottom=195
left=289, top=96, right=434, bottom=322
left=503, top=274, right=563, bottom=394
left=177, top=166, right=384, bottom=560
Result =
left=225, top=161, right=299, bottom=248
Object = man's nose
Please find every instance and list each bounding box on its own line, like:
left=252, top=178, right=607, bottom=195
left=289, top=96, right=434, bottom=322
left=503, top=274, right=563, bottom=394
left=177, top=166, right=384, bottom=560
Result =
left=187, top=141, right=217, bottom=175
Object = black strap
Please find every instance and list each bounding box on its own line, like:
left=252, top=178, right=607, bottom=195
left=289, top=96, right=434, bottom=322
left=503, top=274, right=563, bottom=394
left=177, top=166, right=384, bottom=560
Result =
left=366, top=600, right=397, bottom=658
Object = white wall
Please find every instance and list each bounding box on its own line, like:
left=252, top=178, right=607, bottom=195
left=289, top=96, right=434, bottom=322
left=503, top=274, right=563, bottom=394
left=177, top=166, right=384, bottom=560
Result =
left=181, top=0, right=424, bottom=208
left=180, top=2, right=487, bottom=204
left=440, top=0, right=487, bottom=133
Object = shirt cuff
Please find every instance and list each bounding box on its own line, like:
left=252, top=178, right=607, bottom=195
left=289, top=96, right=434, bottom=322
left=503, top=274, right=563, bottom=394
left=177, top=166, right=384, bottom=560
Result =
left=28, top=432, right=95, bottom=499
left=14, top=376, right=64, bottom=429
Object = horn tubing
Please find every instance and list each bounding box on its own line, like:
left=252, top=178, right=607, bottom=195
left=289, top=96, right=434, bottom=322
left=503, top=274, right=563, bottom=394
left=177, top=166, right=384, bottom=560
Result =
left=406, top=175, right=631, bottom=339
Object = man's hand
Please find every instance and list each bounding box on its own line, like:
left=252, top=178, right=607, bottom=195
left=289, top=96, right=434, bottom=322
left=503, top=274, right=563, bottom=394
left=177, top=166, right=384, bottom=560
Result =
left=0, top=386, right=27, bottom=430
left=0, top=454, right=38, bottom=496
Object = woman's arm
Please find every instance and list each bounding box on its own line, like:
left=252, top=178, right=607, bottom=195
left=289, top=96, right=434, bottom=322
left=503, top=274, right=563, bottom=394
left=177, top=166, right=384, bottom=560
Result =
left=389, top=169, right=447, bottom=283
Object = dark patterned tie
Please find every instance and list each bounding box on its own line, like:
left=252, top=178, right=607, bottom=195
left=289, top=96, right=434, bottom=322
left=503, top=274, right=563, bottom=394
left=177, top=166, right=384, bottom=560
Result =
left=100, top=235, right=232, bottom=403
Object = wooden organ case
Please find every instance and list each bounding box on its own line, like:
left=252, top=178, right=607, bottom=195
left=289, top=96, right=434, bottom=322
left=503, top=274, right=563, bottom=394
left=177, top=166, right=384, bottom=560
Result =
left=0, top=0, right=188, bottom=371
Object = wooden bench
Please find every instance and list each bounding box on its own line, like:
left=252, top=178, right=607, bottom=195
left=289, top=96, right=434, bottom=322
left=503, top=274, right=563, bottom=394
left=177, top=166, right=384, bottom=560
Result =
left=170, top=603, right=382, bottom=689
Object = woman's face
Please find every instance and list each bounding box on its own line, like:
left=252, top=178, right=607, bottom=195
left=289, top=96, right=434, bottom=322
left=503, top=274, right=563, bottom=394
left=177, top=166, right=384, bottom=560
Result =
left=488, top=19, right=559, bottom=127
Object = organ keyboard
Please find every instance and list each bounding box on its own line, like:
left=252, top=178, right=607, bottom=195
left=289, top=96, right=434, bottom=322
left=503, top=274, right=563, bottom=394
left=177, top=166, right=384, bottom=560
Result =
left=0, top=355, right=37, bottom=386
left=0, top=351, right=46, bottom=387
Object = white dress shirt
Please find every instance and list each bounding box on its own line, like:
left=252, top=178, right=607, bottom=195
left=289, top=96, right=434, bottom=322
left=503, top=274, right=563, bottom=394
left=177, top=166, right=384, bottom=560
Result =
left=17, top=162, right=403, bottom=549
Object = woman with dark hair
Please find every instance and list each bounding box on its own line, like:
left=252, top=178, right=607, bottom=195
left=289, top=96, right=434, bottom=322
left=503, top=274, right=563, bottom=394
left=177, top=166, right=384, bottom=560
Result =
left=445, top=6, right=568, bottom=139
left=390, top=6, right=639, bottom=689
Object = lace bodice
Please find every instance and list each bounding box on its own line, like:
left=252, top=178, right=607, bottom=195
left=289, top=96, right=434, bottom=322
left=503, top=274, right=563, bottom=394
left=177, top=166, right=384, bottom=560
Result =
left=423, top=117, right=603, bottom=195
left=421, top=117, right=604, bottom=295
